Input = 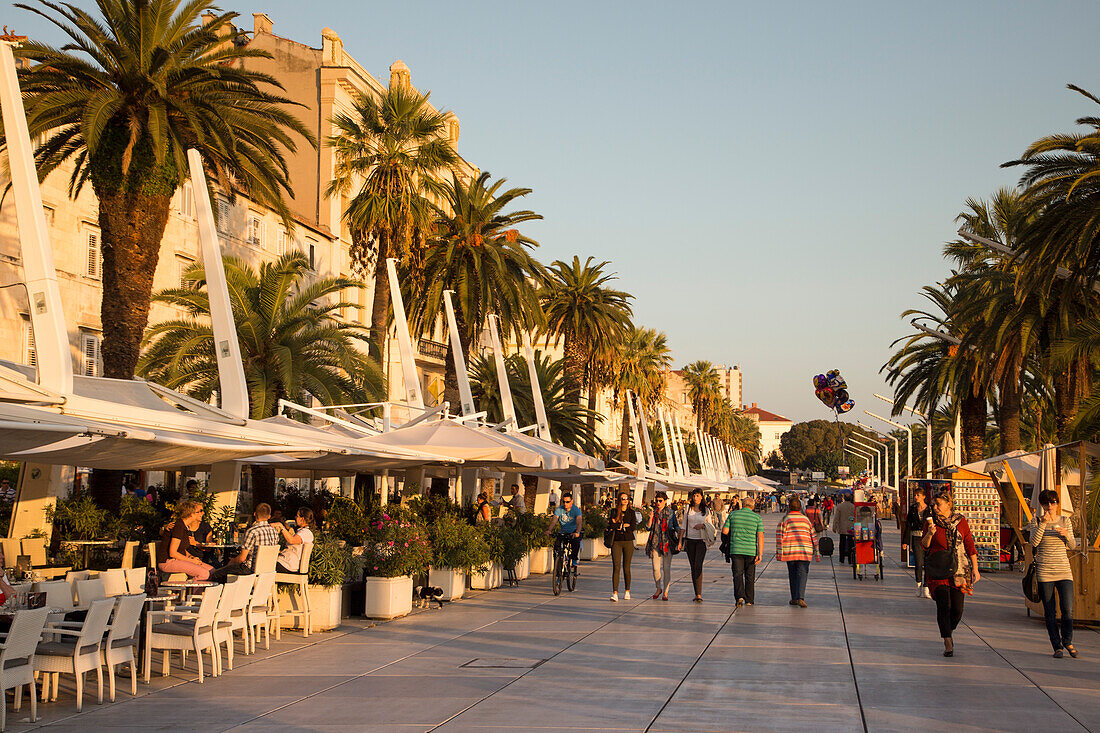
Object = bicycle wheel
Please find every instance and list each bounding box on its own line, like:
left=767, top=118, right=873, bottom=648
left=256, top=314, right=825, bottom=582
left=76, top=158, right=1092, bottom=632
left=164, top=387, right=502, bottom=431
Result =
left=566, top=561, right=576, bottom=592
left=552, top=552, right=563, bottom=596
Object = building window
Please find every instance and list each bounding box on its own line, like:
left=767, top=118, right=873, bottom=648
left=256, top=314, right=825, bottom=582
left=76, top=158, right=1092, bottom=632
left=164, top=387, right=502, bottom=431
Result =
left=80, top=332, right=102, bottom=377
left=21, top=316, right=36, bottom=367
left=247, top=214, right=264, bottom=249
left=307, top=239, right=317, bottom=270
left=216, top=198, right=230, bottom=233
left=42, top=205, right=54, bottom=226
left=276, top=229, right=287, bottom=256
left=177, top=256, right=196, bottom=289
left=84, top=228, right=101, bottom=279
left=178, top=183, right=195, bottom=218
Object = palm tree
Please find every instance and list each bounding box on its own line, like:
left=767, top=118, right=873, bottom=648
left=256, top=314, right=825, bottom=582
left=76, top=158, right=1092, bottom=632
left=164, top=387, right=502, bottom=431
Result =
left=405, top=172, right=544, bottom=408
left=12, top=0, right=313, bottom=379
left=468, top=351, right=604, bottom=455
left=138, top=251, right=385, bottom=505
left=611, top=327, right=672, bottom=461
left=540, top=257, right=633, bottom=405
left=326, top=84, right=458, bottom=356
left=680, top=360, right=721, bottom=431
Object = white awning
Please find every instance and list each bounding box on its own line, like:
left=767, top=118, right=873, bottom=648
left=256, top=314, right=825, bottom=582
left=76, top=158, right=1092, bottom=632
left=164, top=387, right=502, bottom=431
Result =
left=365, top=419, right=544, bottom=468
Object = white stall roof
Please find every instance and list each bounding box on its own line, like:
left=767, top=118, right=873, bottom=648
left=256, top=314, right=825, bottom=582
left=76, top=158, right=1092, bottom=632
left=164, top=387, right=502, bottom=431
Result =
left=367, top=419, right=544, bottom=468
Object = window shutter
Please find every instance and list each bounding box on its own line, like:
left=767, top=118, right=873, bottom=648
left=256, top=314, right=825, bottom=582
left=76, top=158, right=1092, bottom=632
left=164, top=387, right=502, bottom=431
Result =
left=217, top=199, right=230, bottom=233
left=22, top=318, right=36, bottom=367
left=82, top=333, right=101, bottom=377
left=85, top=231, right=100, bottom=278
left=277, top=229, right=287, bottom=255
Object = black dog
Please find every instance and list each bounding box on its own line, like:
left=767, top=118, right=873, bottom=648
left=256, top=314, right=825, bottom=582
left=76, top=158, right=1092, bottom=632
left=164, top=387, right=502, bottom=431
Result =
left=414, top=585, right=445, bottom=609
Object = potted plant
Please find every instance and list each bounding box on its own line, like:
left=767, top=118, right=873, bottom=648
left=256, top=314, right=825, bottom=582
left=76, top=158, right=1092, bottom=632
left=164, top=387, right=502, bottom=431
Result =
left=515, top=513, right=552, bottom=574
left=498, top=524, right=528, bottom=581
left=579, top=507, right=607, bottom=560
left=361, top=510, right=431, bottom=619
left=470, top=524, right=504, bottom=589
left=278, top=533, right=361, bottom=631
left=428, top=514, right=489, bottom=600
left=634, top=504, right=652, bottom=549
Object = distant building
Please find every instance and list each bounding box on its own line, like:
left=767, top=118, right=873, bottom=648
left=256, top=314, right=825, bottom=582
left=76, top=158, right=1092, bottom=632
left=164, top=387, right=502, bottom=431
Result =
left=741, top=403, right=793, bottom=463
left=714, top=364, right=742, bottom=408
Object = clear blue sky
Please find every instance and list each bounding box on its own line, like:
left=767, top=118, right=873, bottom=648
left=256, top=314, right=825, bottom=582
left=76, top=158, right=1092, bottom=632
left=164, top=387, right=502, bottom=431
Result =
left=13, top=0, right=1100, bottom=424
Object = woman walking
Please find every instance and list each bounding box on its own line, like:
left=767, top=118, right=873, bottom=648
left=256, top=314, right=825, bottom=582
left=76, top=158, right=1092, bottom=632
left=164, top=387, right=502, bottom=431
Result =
left=921, top=493, right=980, bottom=657
left=776, top=497, right=820, bottom=607
left=645, top=491, right=678, bottom=600
left=609, top=491, right=636, bottom=602
left=679, top=489, right=714, bottom=603
left=1029, top=489, right=1079, bottom=658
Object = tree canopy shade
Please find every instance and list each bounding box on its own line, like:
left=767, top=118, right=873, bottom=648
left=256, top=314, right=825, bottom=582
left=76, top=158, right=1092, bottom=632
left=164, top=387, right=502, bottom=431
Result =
left=138, top=252, right=385, bottom=419
left=779, top=420, right=875, bottom=481
left=326, top=84, right=458, bottom=356
left=9, top=0, right=314, bottom=378
left=405, top=172, right=544, bottom=408
left=468, top=351, right=604, bottom=455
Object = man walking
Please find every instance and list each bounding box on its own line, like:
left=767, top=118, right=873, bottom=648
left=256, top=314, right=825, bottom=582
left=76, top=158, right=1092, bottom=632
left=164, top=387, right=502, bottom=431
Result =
left=723, top=498, right=764, bottom=607
left=831, top=494, right=856, bottom=564
left=904, top=487, right=932, bottom=598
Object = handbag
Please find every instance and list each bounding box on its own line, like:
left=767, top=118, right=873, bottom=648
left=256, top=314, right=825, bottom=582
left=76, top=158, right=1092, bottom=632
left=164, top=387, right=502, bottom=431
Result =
left=1022, top=562, right=1040, bottom=603
left=924, top=523, right=959, bottom=580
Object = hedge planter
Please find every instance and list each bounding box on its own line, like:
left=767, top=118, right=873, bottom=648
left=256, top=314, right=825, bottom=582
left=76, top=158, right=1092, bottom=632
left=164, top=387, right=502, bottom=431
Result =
left=528, top=547, right=551, bottom=574
left=278, top=583, right=347, bottom=632
left=469, top=562, right=503, bottom=589
left=428, top=568, right=466, bottom=601
left=363, top=575, right=413, bottom=620
left=579, top=538, right=599, bottom=561
left=513, top=554, right=530, bottom=581
left=634, top=531, right=650, bottom=549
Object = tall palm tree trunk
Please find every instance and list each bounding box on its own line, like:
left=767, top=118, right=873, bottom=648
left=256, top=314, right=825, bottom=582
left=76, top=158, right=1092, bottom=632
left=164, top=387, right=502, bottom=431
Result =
left=619, top=401, right=631, bottom=462
left=960, top=392, right=987, bottom=465
left=997, top=374, right=1022, bottom=454
left=585, top=368, right=599, bottom=434
left=563, top=333, right=585, bottom=405
left=1051, top=357, right=1090, bottom=443
left=369, top=235, right=391, bottom=361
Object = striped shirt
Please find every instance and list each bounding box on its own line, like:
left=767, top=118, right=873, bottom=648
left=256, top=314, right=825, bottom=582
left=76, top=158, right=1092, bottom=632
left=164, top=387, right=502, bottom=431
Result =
left=775, top=512, right=818, bottom=562
left=1029, top=518, right=1076, bottom=583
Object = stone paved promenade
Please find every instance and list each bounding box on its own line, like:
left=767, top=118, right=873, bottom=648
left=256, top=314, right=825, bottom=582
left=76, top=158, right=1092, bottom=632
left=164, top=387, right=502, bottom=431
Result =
left=9, top=518, right=1099, bottom=732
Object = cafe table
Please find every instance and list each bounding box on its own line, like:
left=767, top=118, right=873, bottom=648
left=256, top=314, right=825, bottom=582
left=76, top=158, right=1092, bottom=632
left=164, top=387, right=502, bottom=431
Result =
left=63, top=539, right=113, bottom=569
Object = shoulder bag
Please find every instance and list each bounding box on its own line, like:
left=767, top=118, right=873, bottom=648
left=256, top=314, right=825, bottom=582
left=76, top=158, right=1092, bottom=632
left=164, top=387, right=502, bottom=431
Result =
left=924, top=525, right=959, bottom=581
left=1022, top=562, right=1040, bottom=603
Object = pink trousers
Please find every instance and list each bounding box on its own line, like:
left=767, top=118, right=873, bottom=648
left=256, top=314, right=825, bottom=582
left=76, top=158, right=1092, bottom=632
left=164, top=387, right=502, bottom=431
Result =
left=158, top=558, right=213, bottom=580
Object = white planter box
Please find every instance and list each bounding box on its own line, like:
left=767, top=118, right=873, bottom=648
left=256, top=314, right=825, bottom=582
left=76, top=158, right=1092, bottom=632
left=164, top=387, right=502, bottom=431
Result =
left=277, top=583, right=345, bottom=632
left=579, top=538, right=599, bottom=560
left=514, top=554, right=530, bottom=581
left=363, top=575, right=413, bottom=619
left=429, top=567, right=466, bottom=601
left=469, top=562, right=502, bottom=589
left=635, top=531, right=650, bottom=549
left=528, top=547, right=552, bottom=574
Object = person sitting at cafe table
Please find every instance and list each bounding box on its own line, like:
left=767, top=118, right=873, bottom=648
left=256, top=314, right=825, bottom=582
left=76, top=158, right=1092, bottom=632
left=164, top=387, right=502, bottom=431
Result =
left=275, top=507, right=315, bottom=573
left=231, top=503, right=282, bottom=572
left=159, top=500, right=215, bottom=581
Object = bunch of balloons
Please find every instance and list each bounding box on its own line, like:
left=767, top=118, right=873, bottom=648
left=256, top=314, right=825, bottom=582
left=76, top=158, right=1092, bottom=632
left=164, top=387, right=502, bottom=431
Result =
left=812, top=369, right=854, bottom=415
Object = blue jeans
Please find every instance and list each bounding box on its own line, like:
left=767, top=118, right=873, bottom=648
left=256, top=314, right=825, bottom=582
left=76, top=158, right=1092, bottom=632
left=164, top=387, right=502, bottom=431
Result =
left=1038, top=579, right=1074, bottom=650
left=787, top=560, right=810, bottom=601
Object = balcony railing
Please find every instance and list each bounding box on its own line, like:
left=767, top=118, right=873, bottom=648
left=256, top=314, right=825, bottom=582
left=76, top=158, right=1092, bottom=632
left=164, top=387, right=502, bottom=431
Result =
left=418, top=338, right=448, bottom=361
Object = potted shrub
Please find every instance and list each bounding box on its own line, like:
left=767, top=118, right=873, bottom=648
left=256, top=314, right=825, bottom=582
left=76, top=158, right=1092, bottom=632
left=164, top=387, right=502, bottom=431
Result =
left=428, top=514, right=489, bottom=601
left=360, top=510, right=431, bottom=619
left=634, top=504, right=652, bottom=549
left=515, top=513, right=552, bottom=574
left=278, top=533, right=361, bottom=632
left=498, top=524, right=528, bottom=582
left=579, top=507, right=607, bottom=561
left=470, top=524, right=504, bottom=589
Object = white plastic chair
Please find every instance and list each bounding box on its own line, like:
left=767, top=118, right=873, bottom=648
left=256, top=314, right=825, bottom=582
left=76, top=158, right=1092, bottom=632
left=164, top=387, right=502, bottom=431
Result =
left=246, top=573, right=275, bottom=653
left=147, top=542, right=185, bottom=583
left=211, top=578, right=244, bottom=672
left=124, top=568, right=146, bottom=595
left=31, top=580, right=74, bottom=615
left=74, top=578, right=106, bottom=609
left=99, top=569, right=128, bottom=597
left=35, top=597, right=114, bottom=711
left=274, top=543, right=313, bottom=639
left=101, top=594, right=145, bottom=701
left=144, top=584, right=222, bottom=683
left=227, top=574, right=255, bottom=656
left=253, top=544, right=278, bottom=575
left=119, top=541, right=139, bottom=569
left=0, top=608, right=49, bottom=731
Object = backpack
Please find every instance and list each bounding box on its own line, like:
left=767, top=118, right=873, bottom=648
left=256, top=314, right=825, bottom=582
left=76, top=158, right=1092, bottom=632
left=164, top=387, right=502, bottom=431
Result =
left=818, top=536, right=834, bottom=557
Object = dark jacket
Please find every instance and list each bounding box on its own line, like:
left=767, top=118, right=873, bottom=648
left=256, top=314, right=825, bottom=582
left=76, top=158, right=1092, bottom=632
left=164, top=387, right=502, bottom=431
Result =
left=903, top=502, right=931, bottom=543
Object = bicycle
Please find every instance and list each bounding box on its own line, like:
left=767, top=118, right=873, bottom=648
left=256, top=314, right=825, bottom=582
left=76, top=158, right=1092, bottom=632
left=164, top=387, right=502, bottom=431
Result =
left=551, top=533, right=578, bottom=596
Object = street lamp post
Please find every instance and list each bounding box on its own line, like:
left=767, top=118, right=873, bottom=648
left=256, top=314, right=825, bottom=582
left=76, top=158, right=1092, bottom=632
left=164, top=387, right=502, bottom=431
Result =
left=846, top=440, right=879, bottom=487
left=874, top=393, right=931, bottom=478
left=864, top=409, right=911, bottom=480
left=844, top=446, right=875, bottom=484
left=850, top=435, right=887, bottom=488
left=859, top=420, right=898, bottom=492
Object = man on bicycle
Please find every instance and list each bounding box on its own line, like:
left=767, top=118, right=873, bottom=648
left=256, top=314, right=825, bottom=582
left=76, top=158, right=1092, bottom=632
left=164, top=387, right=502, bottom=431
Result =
left=548, top=491, right=583, bottom=570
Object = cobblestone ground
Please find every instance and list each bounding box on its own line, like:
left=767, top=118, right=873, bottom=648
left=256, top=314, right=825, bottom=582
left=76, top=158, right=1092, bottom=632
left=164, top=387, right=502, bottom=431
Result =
left=10, top=517, right=1099, bottom=732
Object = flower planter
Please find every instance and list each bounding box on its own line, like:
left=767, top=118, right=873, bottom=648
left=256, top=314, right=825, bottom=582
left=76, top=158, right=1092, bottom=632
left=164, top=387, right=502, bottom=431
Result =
left=363, top=575, right=413, bottom=619
left=579, top=538, right=599, bottom=561
left=277, top=583, right=347, bottom=632
left=469, top=562, right=503, bottom=589
left=513, top=554, right=530, bottom=581
left=528, top=547, right=551, bottom=574
left=428, top=567, right=466, bottom=601
left=634, top=530, right=650, bottom=549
